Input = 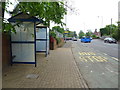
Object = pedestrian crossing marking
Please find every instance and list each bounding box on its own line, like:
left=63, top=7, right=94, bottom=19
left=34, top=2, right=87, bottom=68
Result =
left=79, top=57, right=84, bottom=62
left=79, top=52, right=96, bottom=55
left=92, top=56, right=100, bottom=62
left=79, top=56, right=108, bottom=63
left=79, top=57, right=87, bottom=62
left=95, top=56, right=108, bottom=62
left=79, top=52, right=108, bottom=63
left=87, top=56, right=94, bottom=62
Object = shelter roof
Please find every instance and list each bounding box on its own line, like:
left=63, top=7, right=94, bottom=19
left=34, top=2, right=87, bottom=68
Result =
left=8, top=12, right=43, bottom=23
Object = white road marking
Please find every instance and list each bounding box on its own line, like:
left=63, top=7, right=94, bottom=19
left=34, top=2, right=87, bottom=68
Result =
left=105, top=67, right=118, bottom=74
left=105, top=67, right=114, bottom=73
left=90, top=70, right=93, bottom=72
left=102, top=73, right=105, bottom=75
left=111, top=57, right=118, bottom=61
left=114, top=72, right=118, bottom=75
left=103, top=53, right=107, bottom=55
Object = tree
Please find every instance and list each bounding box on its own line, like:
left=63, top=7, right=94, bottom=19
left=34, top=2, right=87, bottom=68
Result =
left=2, top=1, right=67, bottom=33
left=100, top=24, right=119, bottom=41
left=66, top=30, right=76, bottom=37
left=52, top=26, right=64, bottom=34
left=12, top=2, right=67, bottom=26
left=79, top=30, right=84, bottom=38
left=100, top=28, right=109, bottom=36
left=100, top=24, right=118, bottom=36
left=2, top=0, right=17, bottom=34
left=85, top=30, right=92, bottom=37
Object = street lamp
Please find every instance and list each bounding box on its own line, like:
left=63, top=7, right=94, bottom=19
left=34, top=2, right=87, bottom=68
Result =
left=110, top=18, right=112, bottom=37
left=98, top=16, right=103, bottom=28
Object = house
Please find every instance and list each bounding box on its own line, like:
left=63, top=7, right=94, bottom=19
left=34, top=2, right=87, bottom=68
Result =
left=93, top=29, right=101, bottom=37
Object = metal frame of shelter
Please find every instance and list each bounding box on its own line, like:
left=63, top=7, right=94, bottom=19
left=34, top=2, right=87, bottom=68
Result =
left=36, top=25, right=49, bottom=57
left=8, top=12, right=43, bottom=67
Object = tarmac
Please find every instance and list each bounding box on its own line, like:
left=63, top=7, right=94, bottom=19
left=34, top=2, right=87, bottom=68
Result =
left=2, top=42, right=88, bottom=88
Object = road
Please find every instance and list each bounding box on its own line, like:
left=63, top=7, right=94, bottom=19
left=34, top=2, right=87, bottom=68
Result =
left=70, top=39, right=118, bottom=88
left=84, top=39, right=118, bottom=58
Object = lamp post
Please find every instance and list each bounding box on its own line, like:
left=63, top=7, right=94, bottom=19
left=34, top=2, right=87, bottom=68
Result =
left=110, top=18, right=112, bottom=37
left=98, top=16, right=103, bottom=28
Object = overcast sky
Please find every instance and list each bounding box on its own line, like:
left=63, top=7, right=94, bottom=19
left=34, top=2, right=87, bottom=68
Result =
left=5, top=0, right=120, bottom=34
left=65, top=0, right=120, bottom=34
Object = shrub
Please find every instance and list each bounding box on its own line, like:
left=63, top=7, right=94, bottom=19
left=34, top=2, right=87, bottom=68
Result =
left=50, top=31, right=56, bottom=38
left=55, top=37, right=61, bottom=44
left=92, top=35, right=97, bottom=39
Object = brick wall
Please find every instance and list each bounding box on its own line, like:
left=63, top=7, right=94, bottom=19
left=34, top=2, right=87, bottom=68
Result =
left=57, top=38, right=64, bottom=47
left=50, top=37, right=65, bottom=50
left=50, top=36, right=57, bottom=50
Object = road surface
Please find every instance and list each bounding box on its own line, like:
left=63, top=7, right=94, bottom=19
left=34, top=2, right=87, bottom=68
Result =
left=70, top=39, right=118, bottom=88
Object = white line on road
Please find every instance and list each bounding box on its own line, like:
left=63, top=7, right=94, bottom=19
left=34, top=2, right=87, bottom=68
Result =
left=111, top=57, right=118, bottom=61
left=114, top=72, right=118, bottom=75
left=103, top=53, right=107, bottom=55
left=102, top=73, right=105, bottom=75
left=105, top=67, right=118, bottom=75
left=105, top=67, right=113, bottom=72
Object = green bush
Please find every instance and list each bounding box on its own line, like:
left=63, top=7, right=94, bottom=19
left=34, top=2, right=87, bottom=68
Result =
left=92, top=35, right=97, bottom=39
left=112, top=33, right=118, bottom=41
left=50, top=31, right=56, bottom=38
left=96, top=36, right=100, bottom=39
left=56, top=37, right=61, bottom=44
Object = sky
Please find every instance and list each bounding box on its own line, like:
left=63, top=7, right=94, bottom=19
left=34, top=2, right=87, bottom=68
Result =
left=64, top=0, right=120, bottom=34
left=4, top=0, right=120, bottom=34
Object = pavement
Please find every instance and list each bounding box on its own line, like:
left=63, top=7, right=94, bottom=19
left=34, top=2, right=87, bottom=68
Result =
left=2, top=42, right=89, bottom=88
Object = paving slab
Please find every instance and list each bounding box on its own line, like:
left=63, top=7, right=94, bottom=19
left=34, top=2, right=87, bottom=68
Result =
left=2, top=42, right=88, bottom=88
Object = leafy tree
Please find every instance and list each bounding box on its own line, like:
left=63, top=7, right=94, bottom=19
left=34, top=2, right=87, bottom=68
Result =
left=73, top=31, right=77, bottom=38
left=100, top=24, right=117, bottom=36
left=66, top=30, right=76, bottom=37
left=100, top=28, right=108, bottom=36
left=49, top=30, right=56, bottom=38
left=2, top=1, right=67, bottom=33
left=52, top=26, right=64, bottom=34
left=85, top=30, right=92, bottom=37
left=79, top=30, right=84, bottom=38
left=12, top=2, right=67, bottom=26
left=100, top=24, right=119, bottom=40
left=2, top=0, right=17, bottom=34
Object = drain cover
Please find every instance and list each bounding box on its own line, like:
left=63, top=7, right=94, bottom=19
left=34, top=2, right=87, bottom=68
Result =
left=26, top=74, right=39, bottom=79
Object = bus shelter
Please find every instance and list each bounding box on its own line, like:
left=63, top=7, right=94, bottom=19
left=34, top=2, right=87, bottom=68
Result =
left=8, top=12, right=43, bottom=67
left=36, top=25, right=49, bottom=56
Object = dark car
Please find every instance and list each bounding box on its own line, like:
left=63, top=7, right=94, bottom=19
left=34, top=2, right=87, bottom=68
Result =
left=72, top=37, right=77, bottom=41
left=65, top=37, right=72, bottom=40
left=104, top=37, right=117, bottom=43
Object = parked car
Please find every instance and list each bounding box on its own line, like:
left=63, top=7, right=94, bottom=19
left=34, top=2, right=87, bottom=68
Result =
left=90, top=37, right=92, bottom=40
left=81, top=37, right=91, bottom=43
left=104, top=37, right=117, bottom=43
left=72, top=37, right=77, bottom=41
left=64, top=37, right=72, bottom=40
